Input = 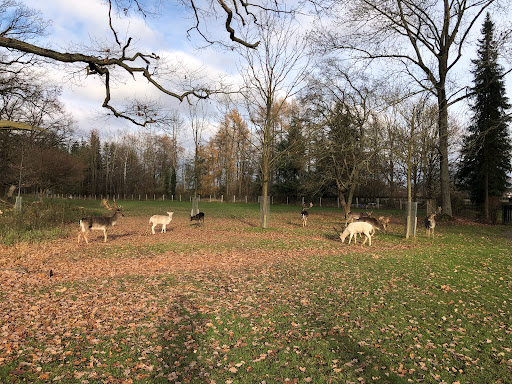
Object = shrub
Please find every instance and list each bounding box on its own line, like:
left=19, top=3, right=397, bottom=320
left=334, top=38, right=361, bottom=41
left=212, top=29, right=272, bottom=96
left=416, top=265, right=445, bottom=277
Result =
left=0, top=198, right=88, bottom=245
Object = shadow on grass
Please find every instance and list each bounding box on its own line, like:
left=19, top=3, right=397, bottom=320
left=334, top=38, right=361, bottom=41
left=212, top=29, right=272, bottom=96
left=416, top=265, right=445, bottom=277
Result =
left=152, top=293, right=211, bottom=383
left=286, top=219, right=303, bottom=227
left=323, top=233, right=341, bottom=242
left=153, top=286, right=411, bottom=383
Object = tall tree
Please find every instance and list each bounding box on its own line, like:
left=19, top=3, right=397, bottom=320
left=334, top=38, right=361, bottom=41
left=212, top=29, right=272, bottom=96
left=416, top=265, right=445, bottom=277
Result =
left=274, top=114, right=306, bottom=200
left=188, top=102, right=208, bottom=197
left=458, top=13, right=512, bottom=222
left=311, top=0, right=509, bottom=218
left=303, top=66, right=381, bottom=216
left=85, top=130, right=102, bottom=196
left=240, top=12, right=310, bottom=228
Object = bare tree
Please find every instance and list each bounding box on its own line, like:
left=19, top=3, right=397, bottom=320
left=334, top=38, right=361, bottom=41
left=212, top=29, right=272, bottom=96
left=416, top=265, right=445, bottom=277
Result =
left=239, top=12, right=310, bottom=228
left=303, top=63, right=383, bottom=216
left=0, top=0, right=290, bottom=127
left=0, top=73, right=77, bottom=194
left=311, top=0, right=509, bottom=218
left=187, top=102, right=209, bottom=197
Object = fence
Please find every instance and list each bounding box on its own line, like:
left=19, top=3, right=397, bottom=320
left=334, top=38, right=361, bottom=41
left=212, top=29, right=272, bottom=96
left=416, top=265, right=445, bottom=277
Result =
left=40, top=192, right=446, bottom=211
left=42, top=193, right=430, bottom=209
left=45, top=193, right=393, bottom=207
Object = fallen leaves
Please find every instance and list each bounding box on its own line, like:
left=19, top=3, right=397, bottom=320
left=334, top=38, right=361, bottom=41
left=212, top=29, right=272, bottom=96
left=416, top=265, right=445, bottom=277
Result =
left=0, top=213, right=510, bottom=383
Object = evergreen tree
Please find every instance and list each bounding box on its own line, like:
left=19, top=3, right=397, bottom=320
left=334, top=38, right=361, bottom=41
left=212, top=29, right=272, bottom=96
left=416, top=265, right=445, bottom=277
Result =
left=458, top=13, right=512, bottom=221
left=273, top=116, right=306, bottom=199
left=170, top=167, right=177, bottom=197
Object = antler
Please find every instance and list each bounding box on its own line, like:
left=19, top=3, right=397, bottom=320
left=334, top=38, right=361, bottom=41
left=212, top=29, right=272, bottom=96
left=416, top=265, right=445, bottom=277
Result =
left=102, top=199, right=113, bottom=210
left=112, top=199, right=122, bottom=210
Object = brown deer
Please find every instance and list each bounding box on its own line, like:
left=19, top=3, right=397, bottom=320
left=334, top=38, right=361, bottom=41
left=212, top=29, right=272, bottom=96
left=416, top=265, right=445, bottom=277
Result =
left=344, top=210, right=372, bottom=227
left=425, top=213, right=436, bottom=239
left=78, top=200, right=124, bottom=243
left=356, top=216, right=386, bottom=231
left=301, top=202, right=313, bottom=227
left=378, top=216, right=390, bottom=231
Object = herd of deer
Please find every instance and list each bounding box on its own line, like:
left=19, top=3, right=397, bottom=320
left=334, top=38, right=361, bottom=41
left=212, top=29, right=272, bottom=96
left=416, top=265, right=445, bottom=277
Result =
left=302, top=202, right=439, bottom=247
left=77, top=199, right=205, bottom=244
left=77, top=199, right=439, bottom=245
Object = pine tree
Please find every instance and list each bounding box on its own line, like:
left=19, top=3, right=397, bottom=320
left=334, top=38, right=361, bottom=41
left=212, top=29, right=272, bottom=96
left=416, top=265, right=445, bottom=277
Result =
left=273, top=116, right=306, bottom=199
left=458, top=13, right=512, bottom=221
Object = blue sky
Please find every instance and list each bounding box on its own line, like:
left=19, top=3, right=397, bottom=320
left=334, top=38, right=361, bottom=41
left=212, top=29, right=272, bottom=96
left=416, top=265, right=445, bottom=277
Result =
left=21, top=0, right=243, bottom=143
left=17, top=0, right=512, bottom=146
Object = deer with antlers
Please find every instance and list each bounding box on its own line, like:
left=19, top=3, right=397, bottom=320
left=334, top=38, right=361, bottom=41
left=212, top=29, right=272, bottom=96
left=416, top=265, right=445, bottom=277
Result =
left=78, top=199, right=124, bottom=244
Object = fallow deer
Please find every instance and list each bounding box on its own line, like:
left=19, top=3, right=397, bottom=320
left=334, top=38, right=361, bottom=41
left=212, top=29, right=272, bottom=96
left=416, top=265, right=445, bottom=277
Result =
left=78, top=200, right=124, bottom=244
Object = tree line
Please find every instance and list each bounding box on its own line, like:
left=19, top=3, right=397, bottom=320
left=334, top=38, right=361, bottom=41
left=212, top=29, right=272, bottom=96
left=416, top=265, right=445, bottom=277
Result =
left=0, top=94, right=443, bottom=206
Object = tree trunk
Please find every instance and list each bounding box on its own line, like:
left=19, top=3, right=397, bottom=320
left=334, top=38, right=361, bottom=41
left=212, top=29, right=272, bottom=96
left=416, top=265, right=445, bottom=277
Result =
left=484, top=172, right=489, bottom=222
left=261, top=176, right=269, bottom=228
left=261, top=130, right=270, bottom=228
left=339, top=190, right=348, bottom=215
left=438, top=89, right=452, bottom=217
left=388, top=159, right=395, bottom=207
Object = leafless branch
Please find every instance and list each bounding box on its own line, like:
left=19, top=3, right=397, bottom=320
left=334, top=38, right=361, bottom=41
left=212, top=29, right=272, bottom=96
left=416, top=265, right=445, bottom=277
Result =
left=217, top=0, right=260, bottom=48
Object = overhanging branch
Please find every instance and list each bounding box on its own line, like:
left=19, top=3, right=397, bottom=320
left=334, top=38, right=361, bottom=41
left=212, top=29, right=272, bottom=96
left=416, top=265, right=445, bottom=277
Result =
left=0, top=120, right=44, bottom=131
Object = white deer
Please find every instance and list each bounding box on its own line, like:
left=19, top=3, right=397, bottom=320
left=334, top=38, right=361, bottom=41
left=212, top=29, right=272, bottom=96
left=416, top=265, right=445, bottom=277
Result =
left=336, top=221, right=374, bottom=246
left=149, top=212, right=174, bottom=234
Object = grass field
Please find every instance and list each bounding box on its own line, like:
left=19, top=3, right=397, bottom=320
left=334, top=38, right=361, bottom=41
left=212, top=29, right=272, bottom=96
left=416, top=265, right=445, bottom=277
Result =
left=0, top=199, right=511, bottom=383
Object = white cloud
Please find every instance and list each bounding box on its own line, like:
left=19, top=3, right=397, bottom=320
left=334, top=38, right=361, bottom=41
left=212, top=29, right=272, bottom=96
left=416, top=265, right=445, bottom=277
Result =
left=18, top=0, right=245, bottom=138
left=24, top=0, right=159, bottom=47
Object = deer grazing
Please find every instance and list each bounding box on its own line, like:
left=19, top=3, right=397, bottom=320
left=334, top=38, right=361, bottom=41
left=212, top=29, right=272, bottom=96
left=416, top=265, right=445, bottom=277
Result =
left=378, top=216, right=390, bottom=231
left=356, top=216, right=387, bottom=231
left=344, top=210, right=372, bottom=227
left=190, top=211, right=205, bottom=224
left=149, top=212, right=174, bottom=234
left=334, top=221, right=374, bottom=246
left=78, top=200, right=124, bottom=244
left=301, top=202, right=313, bottom=227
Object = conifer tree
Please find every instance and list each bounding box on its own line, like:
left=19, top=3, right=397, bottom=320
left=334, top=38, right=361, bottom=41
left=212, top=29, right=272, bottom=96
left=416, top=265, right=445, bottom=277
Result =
left=458, top=13, right=512, bottom=221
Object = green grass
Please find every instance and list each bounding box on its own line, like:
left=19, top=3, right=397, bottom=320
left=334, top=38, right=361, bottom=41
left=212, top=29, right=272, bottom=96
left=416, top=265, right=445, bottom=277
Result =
left=0, top=199, right=511, bottom=383
left=0, top=198, right=85, bottom=245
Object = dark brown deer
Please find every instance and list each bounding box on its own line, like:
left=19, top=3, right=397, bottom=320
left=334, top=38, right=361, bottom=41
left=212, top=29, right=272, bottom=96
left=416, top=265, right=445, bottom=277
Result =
left=301, top=202, right=313, bottom=227
left=190, top=211, right=205, bottom=224
left=356, top=216, right=386, bottom=231
left=344, top=210, right=372, bottom=227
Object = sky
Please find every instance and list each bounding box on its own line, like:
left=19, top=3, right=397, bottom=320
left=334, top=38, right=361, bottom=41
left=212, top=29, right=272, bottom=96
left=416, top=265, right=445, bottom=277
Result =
left=20, top=0, right=245, bottom=145
left=16, top=0, right=512, bottom=147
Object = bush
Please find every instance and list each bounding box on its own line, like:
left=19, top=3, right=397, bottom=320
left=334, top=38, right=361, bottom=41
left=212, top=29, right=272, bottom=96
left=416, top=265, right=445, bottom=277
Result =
left=0, top=198, right=89, bottom=245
